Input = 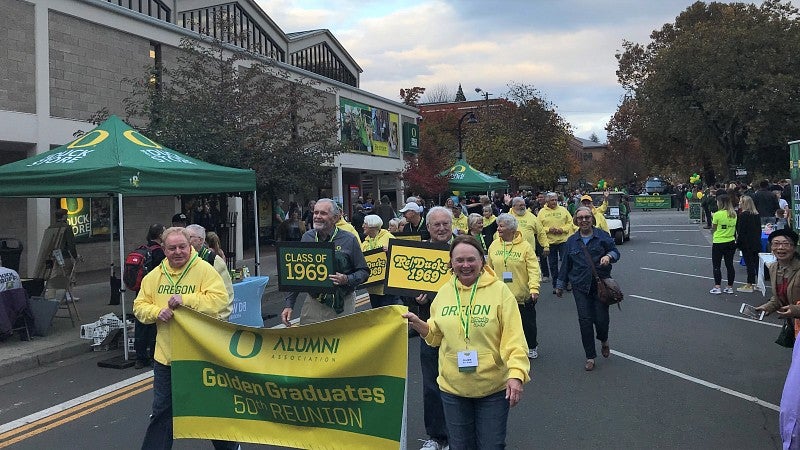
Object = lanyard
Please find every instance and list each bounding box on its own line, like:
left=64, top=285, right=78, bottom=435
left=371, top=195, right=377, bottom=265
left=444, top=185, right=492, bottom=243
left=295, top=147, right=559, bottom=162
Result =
left=413, top=217, right=425, bottom=233
left=454, top=274, right=479, bottom=341
left=476, top=233, right=486, bottom=251
left=501, top=240, right=514, bottom=268
left=161, top=253, right=198, bottom=288
left=367, top=233, right=380, bottom=250
left=315, top=227, right=338, bottom=243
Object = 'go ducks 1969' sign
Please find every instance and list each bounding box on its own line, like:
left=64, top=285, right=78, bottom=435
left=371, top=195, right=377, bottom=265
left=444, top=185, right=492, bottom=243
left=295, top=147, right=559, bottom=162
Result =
left=276, top=242, right=335, bottom=293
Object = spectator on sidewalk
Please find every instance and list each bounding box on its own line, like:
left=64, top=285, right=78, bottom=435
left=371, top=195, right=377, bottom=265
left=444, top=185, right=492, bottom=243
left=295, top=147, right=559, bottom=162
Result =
left=753, top=180, right=780, bottom=225
left=735, top=196, right=761, bottom=293
left=132, top=224, right=166, bottom=369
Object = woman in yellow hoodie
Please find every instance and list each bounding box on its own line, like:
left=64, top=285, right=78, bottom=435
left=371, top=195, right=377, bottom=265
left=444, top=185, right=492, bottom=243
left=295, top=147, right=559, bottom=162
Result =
left=403, top=235, right=530, bottom=449
left=486, top=213, right=542, bottom=359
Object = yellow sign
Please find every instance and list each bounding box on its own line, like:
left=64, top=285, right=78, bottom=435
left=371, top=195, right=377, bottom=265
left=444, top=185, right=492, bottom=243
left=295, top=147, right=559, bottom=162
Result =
left=361, top=248, right=387, bottom=288
left=385, top=240, right=451, bottom=296
left=391, top=232, right=422, bottom=241
left=170, top=306, right=408, bottom=449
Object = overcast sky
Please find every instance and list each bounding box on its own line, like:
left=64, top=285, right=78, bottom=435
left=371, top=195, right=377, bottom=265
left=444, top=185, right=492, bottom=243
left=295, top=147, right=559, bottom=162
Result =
left=256, top=0, right=745, bottom=142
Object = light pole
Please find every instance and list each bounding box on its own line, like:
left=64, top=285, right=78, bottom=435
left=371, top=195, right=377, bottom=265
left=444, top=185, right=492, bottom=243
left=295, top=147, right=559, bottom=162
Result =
left=457, top=111, right=478, bottom=161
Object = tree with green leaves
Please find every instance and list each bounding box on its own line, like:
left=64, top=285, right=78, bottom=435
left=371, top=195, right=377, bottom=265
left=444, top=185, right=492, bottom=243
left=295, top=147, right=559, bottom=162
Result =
left=123, top=33, right=341, bottom=197
left=616, top=0, right=800, bottom=180
left=466, top=83, right=576, bottom=191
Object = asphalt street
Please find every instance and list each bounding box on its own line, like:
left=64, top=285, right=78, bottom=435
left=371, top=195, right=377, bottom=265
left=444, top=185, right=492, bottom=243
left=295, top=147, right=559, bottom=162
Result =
left=0, top=209, right=790, bottom=449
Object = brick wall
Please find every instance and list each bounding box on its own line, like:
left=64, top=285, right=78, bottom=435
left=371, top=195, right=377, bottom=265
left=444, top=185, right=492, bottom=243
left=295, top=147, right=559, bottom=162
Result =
left=0, top=0, right=36, bottom=113
left=48, top=10, right=152, bottom=120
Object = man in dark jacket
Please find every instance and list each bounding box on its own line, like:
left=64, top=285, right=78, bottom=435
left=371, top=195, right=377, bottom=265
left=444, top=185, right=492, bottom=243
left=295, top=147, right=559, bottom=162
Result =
left=753, top=179, right=780, bottom=225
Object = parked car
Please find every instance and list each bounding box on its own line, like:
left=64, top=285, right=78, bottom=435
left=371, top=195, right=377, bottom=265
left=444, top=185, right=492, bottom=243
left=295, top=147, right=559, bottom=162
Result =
left=644, top=177, right=669, bottom=194
left=589, top=192, right=630, bottom=245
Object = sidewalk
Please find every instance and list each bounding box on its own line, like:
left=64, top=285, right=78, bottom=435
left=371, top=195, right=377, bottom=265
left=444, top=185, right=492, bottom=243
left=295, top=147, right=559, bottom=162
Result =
left=0, top=245, right=280, bottom=378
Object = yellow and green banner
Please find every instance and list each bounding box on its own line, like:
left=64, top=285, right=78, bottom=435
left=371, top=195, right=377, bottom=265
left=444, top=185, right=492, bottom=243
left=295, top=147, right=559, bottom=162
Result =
left=170, top=306, right=408, bottom=449
left=362, top=248, right=387, bottom=288
left=276, top=242, right=336, bottom=293
left=633, top=194, right=672, bottom=209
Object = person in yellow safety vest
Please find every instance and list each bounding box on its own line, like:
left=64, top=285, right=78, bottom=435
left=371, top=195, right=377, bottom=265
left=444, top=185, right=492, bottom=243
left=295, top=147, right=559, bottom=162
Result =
left=537, top=192, right=573, bottom=293
left=579, top=193, right=609, bottom=233
left=496, top=196, right=549, bottom=259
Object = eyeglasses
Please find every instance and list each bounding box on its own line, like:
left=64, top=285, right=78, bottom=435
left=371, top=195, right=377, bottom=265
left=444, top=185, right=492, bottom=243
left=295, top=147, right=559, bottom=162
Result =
left=575, top=216, right=593, bottom=221
left=771, top=240, right=794, bottom=248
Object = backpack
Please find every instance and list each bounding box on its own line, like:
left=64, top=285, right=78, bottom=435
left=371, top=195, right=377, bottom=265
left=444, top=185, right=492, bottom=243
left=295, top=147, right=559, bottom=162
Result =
left=123, top=244, right=160, bottom=291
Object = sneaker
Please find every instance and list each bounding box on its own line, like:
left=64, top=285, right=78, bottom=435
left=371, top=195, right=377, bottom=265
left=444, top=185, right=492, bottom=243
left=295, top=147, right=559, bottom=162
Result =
left=419, top=439, right=446, bottom=450
left=541, top=276, right=550, bottom=283
left=737, top=284, right=755, bottom=293
left=709, top=287, right=721, bottom=294
left=528, top=347, right=539, bottom=359
left=723, top=286, right=734, bottom=294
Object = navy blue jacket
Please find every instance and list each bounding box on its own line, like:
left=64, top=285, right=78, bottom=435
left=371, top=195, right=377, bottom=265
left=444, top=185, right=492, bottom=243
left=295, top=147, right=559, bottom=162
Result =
left=556, top=228, right=620, bottom=294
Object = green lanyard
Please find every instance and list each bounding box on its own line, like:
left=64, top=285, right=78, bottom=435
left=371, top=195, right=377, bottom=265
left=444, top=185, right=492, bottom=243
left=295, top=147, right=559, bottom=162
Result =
left=315, top=227, right=338, bottom=243
left=476, top=234, right=486, bottom=251
left=453, top=274, right=479, bottom=341
left=501, top=241, right=514, bottom=268
left=161, top=253, right=198, bottom=288
left=366, top=232, right=380, bottom=250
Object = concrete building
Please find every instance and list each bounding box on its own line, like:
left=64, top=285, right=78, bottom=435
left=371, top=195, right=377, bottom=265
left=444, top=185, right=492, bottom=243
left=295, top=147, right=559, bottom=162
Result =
left=0, top=0, right=419, bottom=276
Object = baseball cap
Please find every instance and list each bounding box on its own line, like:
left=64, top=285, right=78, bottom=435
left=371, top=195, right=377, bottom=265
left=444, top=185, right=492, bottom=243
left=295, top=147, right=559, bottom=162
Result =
left=398, top=203, right=421, bottom=213
left=580, top=195, right=593, bottom=202
left=172, top=213, right=188, bottom=224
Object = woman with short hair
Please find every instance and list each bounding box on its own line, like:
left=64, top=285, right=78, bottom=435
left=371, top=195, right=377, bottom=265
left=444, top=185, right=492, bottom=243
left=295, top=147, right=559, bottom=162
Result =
left=467, top=213, right=487, bottom=253
left=361, top=214, right=399, bottom=308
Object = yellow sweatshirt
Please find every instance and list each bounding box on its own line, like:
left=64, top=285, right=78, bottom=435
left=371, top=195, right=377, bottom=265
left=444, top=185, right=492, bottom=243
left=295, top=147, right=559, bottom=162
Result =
left=486, top=230, right=541, bottom=302
left=425, top=266, right=530, bottom=398
left=336, top=218, right=362, bottom=244
left=592, top=208, right=609, bottom=233
left=506, top=209, right=549, bottom=250
left=452, top=214, right=468, bottom=235
left=361, top=229, right=394, bottom=295
left=537, top=205, right=573, bottom=245
left=133, top=248, right=229, bottom=365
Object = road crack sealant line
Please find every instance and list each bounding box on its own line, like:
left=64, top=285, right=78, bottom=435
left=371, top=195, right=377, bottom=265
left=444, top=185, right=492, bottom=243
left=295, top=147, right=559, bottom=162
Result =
left=0, top=293, right=374, bottom=441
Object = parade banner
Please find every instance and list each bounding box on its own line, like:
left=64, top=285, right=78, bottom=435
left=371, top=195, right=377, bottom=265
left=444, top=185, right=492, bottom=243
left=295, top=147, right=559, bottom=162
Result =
left=276, top=242, right=335, bottom=293
left=633, top=195, right=672, bottom=209
left=171, top=306, right=408, bottom=449
left=385, top=240, right=450, bottom=296
left=362, top=248, right=387, bottom=288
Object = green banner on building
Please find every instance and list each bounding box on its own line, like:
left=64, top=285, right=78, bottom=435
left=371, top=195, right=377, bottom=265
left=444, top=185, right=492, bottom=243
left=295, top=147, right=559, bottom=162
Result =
left=403, top=123, right=419, bottom=154
left=634, top=195, right=672, bottom=209
left=789, top=140, right=800, bottom=232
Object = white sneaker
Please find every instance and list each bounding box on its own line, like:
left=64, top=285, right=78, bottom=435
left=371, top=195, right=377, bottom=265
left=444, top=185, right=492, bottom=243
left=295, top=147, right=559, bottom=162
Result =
left=541, top=276, right=550, bottom=283
left=737, top=284, right=755, bottom=293
left=420, top=439, right=446, bottom=450
left=723, top=286, right=734, bottom=294
left=528, top=347, right=539, bottom=359
left=709, top=287, right=721, bottom=294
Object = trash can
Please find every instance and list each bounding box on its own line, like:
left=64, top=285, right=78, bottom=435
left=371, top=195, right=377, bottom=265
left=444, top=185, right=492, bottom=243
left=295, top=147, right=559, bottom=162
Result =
left=0, top=238, right=23, bottom=272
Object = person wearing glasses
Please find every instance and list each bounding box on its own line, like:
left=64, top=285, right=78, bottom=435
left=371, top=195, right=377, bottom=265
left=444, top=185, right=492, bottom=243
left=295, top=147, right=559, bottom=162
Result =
left=555, top=206, right=620, bottom=371
left=753, top=229, right=800, bottom=449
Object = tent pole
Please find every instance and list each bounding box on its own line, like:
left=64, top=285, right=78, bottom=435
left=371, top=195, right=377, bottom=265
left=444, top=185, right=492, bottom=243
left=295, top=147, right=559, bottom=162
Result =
left=117, top=194, right=129, bottom=360
left=252, top=191, right=261, bottom=276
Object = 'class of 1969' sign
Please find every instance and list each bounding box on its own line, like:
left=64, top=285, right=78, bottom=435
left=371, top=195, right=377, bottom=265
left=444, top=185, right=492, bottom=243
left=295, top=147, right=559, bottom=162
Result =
left=385, top=240, right=451, bottom=296
left=276, top=242, right=335, bottom=293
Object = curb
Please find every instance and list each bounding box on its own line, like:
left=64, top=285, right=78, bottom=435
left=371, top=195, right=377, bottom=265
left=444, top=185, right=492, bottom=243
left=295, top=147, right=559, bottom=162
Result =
left=0, top=340, right=91, bottom=376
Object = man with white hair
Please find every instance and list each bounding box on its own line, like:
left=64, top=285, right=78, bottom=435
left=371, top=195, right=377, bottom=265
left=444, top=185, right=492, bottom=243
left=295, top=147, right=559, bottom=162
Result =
left=281, top=199, right=369, bottom=325
left=537, top=192, right=574, bottom=293
left=185, top=224, right=234, bottom=311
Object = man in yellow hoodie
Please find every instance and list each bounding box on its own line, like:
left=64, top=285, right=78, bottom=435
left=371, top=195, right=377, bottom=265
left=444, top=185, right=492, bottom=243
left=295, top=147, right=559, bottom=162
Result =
left=505, top=196, right=549, bottom=258
left=579, top=194, right=609, bottom=233
left=537, top=192, right=573, bottom=293
left=133, top=227, right=234, bottom=450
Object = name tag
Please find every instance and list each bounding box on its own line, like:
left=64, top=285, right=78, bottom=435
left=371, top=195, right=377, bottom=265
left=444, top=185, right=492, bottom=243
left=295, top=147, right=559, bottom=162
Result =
left=503, top=271, right=513, bottom=283
left=458, top=350, right=478, bottom=372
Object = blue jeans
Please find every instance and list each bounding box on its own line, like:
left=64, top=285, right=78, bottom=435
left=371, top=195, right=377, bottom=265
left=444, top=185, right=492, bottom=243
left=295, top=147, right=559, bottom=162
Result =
left=440, top=390, right=509, bottom=450
left=142, top=362, right=240, bottom=450
left=573, top=287, right=609, bottom=359
left=420, top=338, right=448, bottom=443
left=547, top=242, right=567, bottom=286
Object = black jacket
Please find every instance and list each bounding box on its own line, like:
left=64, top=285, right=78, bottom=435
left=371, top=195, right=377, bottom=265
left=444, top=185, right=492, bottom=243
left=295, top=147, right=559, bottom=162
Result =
left=735, top=211, right=762, bottom=253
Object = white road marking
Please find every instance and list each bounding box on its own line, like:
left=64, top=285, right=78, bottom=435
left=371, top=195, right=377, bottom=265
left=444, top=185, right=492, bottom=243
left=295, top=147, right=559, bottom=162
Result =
left=640, top=267, right=772, bottom=292
left=611, top=349, right=780, bottom=412
left=650, top=241, right=710, bottom=247
left=629, top=294, right=781, bottom=327
left=0, top=372, right=154, bottom=434
left=648, top=251, right=711, bottom=260
left=636, top=230, right=698, bottom=233
left=634, top=225, right=699, bottom=228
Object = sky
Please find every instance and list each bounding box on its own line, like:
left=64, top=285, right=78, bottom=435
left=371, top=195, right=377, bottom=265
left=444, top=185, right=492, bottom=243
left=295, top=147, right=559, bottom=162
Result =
left=256, top=0, right=743, bottom=142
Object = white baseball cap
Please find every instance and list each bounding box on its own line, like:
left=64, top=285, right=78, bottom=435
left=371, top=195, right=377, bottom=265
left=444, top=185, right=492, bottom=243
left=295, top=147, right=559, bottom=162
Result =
left=398, top=203, right=422, bottom=213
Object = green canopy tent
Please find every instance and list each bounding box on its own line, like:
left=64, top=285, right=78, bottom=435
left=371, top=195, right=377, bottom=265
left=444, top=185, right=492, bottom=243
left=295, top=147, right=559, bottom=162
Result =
left=441, top=159, right=508, bottom=192
left=0, top=115, right=258, bottom=360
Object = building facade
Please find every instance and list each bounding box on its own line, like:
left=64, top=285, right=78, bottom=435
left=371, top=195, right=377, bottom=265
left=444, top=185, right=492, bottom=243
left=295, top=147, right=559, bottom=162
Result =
left=0, top=0, right=419, bottom=276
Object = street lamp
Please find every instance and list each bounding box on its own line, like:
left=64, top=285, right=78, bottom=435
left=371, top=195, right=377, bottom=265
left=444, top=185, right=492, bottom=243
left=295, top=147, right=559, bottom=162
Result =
left=457, top=111, right=478, bottom=160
